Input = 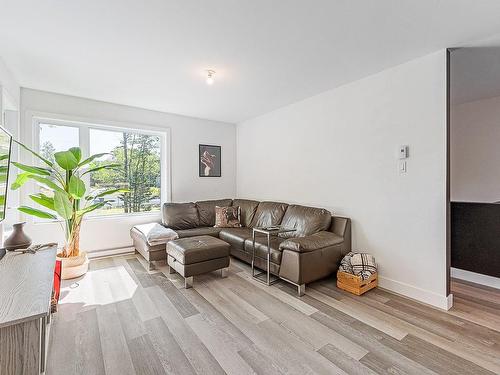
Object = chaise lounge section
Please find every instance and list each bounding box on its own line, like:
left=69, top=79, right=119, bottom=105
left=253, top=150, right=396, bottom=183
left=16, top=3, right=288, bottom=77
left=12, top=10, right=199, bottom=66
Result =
left=131, top=198, right=351, bottom=294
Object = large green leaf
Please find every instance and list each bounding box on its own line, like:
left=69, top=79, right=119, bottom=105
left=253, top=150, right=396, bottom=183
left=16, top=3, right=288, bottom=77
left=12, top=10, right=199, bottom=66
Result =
left=54, top=151, right=78, bottom=170
left=78, top=153, right=108, bottom=167
left=81, top=163, right=121, bottom=176
left=54, top=191, right=73, bottom=219
left=96, top=188, right=129, bottom=198
left=85, top=188, right=129, bottom=201
left=13, top=139, right=53, bottom=167
left=29, top=175, right=65, bottom=194
left=12, top=162, right=51, bottom=176
left=78, top=201, right=108, bottom=216
left=0, top=166, right=8, bottom=173
left=18, top=206, right=57, bottom=219
left=0, top=154, right=9, bottom=161
left=69, top=175, right=86, bottom=198
left=11, top=172, right=31, bottom=190
left=29, top=194, right=55, bottom=211
left=69, top=147, right=82, bottom=163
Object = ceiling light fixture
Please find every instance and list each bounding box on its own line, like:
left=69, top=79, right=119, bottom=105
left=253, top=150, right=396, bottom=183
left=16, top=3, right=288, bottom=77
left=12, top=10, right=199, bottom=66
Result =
left=206, top=70, right=215, bottom=85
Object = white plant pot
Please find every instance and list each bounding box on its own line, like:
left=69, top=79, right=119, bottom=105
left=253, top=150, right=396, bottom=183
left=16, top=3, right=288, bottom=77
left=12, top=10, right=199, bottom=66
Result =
left=57, top=251, right=89, bottom=280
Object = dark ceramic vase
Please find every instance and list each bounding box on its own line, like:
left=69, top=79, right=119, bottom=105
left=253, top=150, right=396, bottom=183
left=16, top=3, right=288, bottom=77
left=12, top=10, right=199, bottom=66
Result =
left=4, top=222, right=32, bottom=251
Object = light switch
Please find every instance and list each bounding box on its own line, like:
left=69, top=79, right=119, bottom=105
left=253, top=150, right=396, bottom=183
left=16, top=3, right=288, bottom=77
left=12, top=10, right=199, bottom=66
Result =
left=399, top=160, right=407, bottom=174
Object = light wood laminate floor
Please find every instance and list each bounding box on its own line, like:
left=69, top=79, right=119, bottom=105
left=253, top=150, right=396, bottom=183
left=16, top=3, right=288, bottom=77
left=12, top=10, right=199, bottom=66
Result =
left=46, top=255, right=500, bottom=375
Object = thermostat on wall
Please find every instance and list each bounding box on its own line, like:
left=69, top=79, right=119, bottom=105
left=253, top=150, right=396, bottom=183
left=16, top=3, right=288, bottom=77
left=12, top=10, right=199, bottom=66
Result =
left=399, top=145, right=409, bottom=159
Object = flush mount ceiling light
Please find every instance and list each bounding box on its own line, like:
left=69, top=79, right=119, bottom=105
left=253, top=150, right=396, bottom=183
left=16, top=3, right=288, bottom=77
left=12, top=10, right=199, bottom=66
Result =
left=206, top=70, right=215, bottom=85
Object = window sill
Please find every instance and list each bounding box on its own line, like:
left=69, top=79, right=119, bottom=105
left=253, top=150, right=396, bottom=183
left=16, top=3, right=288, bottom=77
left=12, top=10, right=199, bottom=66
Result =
left=32, top=211, right=161, bottom=225
left=85, top=211, right=161, bottom=222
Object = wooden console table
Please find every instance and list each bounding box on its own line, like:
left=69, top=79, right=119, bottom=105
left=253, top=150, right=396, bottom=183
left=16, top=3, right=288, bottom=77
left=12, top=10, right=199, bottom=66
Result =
left=0, top=246, right=56, bottom=375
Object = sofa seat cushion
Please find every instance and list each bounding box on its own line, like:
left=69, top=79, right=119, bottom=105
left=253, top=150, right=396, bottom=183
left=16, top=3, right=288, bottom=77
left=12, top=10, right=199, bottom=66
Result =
left=167, top=235, right=230, bottom=265
left=279, top=231, right=344, bottom=253
left=279, top=205, right=332, bottom=239
left=176, top=227, right=222, bottom=238
left=196, top=199, right=233, bottom=226
left=232, top=199, right=260, bottom=227
left=244, top=236, right=285, bottom=264
left=250, top=201, right=289, bottom=228
left=162, top=202, right=199, bottom=229
left=219, top=227, right=253, bottom=249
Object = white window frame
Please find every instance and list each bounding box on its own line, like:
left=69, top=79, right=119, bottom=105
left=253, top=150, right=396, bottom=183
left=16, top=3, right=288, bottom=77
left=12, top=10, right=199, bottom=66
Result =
left=25, top=111, right=171, bottom=222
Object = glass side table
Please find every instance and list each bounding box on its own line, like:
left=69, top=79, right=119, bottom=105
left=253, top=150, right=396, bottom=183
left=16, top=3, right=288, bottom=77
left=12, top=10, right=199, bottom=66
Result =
left=251, top=227, right=296, bottom=285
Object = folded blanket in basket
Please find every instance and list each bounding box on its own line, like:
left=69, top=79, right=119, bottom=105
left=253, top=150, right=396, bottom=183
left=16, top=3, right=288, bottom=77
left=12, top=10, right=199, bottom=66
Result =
left=339, top=252, right=377, bottom=280
left=134, top=223, right=178, bottom=246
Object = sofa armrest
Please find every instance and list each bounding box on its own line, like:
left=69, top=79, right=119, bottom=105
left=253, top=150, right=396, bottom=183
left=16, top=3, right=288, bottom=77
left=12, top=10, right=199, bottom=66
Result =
left=279, top=231, right=344, bottom=253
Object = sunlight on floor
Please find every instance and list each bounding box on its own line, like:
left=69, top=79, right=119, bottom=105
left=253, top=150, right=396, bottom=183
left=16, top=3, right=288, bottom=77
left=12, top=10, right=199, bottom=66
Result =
left=59, top=260, right=138, bottom=308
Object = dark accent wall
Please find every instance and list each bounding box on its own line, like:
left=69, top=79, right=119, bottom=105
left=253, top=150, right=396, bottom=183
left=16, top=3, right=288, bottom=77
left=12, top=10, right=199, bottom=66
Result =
left=451, top=202, right=500, bottom=278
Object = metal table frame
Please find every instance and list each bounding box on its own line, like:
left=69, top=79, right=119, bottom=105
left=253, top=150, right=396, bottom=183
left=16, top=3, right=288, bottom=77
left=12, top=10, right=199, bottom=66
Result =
left=251, top=227, right=296, bottom=285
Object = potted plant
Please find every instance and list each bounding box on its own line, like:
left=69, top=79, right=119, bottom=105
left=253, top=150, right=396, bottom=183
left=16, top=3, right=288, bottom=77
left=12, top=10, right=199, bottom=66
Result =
left=11, top=142, right=126, bottom=279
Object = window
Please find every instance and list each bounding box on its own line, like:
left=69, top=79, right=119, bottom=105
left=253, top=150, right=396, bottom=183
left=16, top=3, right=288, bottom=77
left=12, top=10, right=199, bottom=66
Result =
left=35, top=118, right=165, bottom=217
left=89, top=128, right=161, bottom=215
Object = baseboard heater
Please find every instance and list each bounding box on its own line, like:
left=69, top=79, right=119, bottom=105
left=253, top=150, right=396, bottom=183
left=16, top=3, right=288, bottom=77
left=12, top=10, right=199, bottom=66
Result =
left=87, top=246, right=135, bottom=259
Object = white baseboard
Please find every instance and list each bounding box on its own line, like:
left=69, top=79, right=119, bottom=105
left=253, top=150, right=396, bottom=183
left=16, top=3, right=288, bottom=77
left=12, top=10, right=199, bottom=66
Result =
left=451, top=267, right=500, bottom=290
left=378, top=275, right=452, bottom=310
left=87, top=246, right=135, bottom=259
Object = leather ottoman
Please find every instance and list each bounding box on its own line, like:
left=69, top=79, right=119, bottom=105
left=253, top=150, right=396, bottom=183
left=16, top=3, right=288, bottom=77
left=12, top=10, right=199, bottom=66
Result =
left=167, top=235, right=230, bottom=288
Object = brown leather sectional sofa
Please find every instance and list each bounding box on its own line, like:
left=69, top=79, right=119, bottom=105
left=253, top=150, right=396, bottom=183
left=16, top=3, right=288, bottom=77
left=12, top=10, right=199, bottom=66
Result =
left=131, top=198, right=351, bottom=293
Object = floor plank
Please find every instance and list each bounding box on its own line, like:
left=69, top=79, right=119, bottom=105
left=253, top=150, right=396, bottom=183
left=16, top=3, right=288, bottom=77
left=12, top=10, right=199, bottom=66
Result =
left=318, top=343, right=378, bottom=375
left=146, top=285, right=225, bottom=375
left=144, top=317, right=197, bottom=375
left=96, top=303, right=136, bottom=375
left=185, top=313, right=256, bottom=374
left=152, top=273, right=200, bottom=318
left=237, top=344, right=286, bottom=375
left=75, top=308, right=106, bottom=375
left=127, top=334, right=166, bottom=375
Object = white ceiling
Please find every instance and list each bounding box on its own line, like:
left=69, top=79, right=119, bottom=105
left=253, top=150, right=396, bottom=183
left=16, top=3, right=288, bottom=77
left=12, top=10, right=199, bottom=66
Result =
left=2, top=1, right=500, bottom=123
left=451, top=47, right=500, bottom=105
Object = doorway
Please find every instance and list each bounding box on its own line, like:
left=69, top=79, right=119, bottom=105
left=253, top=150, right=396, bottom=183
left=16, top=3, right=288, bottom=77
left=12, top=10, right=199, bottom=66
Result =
left=447, top=48, right=500, bottom=307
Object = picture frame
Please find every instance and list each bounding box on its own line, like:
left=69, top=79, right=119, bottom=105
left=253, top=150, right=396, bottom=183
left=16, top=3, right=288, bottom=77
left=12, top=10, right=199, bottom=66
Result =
left=199, top=144, right=221, bottom=177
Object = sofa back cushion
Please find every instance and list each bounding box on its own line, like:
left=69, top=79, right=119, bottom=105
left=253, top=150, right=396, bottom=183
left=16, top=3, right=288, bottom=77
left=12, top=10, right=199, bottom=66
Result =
left=279, top=205, right=332, bottom=238
left=162, top=202, right=199, bottom=230
left=250, top=201, right=288, bottom=228
left=233, top=199, right=260, bottom=227
left=196, top=199, right=233, bottom=226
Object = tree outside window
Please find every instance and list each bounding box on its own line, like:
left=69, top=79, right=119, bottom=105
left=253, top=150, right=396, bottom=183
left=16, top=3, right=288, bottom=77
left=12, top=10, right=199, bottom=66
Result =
left=89, top=130, right=161, bottom=215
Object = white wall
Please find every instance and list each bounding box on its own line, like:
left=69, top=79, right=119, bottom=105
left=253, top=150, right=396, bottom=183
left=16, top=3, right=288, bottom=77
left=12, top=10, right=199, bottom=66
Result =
left=0, top=56, right=20, bottom=109
left=237, top=51, right=449, bottom=309
left=19, top=88, right=236, bottom=253
left=451, top=96, right=500, bottom=202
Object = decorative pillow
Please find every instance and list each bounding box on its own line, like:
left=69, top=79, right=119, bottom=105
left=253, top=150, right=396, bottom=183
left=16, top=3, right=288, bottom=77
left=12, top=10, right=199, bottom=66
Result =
left=214, top=206, right=241, bottom=228
left=351, top=253, right=377, bottom=276
left=339, top=252, right=377, bottom=280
